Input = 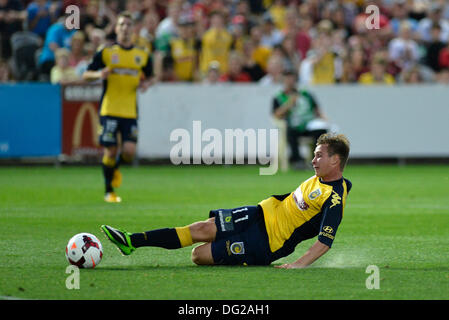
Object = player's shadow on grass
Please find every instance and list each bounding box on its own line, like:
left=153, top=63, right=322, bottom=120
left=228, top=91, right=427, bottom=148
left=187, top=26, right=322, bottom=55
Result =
left=97, top=264, right=449, bottom=272
left=96, top=265, right=274, bottom=271
left=96, top=265, right=196, bottom=271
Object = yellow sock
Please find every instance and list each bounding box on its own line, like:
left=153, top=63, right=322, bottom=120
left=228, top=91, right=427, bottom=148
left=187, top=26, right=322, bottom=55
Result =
left=175, top=226, right=193, bottom=247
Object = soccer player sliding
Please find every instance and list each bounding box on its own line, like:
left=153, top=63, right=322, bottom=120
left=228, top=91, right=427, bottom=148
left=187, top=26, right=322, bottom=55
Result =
left=101, top=133, right=352, bottom=268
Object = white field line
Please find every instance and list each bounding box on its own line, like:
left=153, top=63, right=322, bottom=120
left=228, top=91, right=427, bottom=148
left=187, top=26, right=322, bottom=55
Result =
left=0, top=295, right=33, bottom=300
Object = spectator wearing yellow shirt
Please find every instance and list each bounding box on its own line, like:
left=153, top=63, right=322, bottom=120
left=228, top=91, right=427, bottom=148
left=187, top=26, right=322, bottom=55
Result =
left=248, top=24, right=273, bottom=71
left=167, top=16, right=201, bottom=81
left=359, top=54, right=396, bottom=85
left=311, top=21, right=337, bottom=85
left=268, top=0, right=287, bottom=31
left=199, top=11, right=233, bottom=75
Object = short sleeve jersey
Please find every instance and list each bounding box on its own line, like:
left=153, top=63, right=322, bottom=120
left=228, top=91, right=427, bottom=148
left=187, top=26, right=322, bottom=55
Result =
left=259, top=175, right=352, bottom=261
left=87, top=44, right=153, bottom=119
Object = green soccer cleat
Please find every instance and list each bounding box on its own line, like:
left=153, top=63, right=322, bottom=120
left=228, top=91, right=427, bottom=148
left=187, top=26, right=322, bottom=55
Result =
left=100, top=225, right=135, bottom=256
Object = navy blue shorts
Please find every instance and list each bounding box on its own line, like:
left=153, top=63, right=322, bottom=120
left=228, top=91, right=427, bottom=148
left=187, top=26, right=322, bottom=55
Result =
left=209, top=205, right=271, bottom=266
left=99, top=116, right=138, bottom=147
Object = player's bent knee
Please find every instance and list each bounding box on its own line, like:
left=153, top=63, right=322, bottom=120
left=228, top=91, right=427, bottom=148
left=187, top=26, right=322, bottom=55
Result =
left=191, top=244, right=214, bottom=265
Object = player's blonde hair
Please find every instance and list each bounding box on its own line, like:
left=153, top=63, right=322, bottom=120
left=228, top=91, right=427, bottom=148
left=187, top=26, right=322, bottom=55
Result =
left=117, top=11, right=134, bottom=24
left=317, top=133, right=350, bottom=171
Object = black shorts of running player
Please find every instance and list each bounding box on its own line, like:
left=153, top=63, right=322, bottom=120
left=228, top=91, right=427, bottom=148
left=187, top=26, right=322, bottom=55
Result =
left=99, top=116, right=138, bottom=147
left=209, top=205, right=272, bottom=265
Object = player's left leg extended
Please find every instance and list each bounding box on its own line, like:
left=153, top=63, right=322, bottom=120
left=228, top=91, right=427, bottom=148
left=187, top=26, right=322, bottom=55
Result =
left=101, top=218, right=217, bottom=256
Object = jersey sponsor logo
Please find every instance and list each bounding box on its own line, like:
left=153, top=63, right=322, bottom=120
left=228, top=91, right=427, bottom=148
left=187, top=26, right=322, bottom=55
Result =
left=329, top=190, right=342, bottom=208
left=230, top=242, right=245, bottom=255
left=293, top=191, right=309, bottom=211
left=293, top=190, right=309, bottom=211
left=319, top=231, right=334, bottom=240
left=323, top=226, right=334, bottom=234
left=218, top=210, right=234, bottom=232
left=308, top=188, right=322, bottom=200
left=298, top=199, right=309, bottom=211
left=111, top=68, right=139, bottom=76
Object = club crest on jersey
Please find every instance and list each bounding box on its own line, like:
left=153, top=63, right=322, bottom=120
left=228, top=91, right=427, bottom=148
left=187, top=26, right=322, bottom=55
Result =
left=134, top=55, right=142, bottom=66
left=230, top=242, right=245, bottom=255
left=308, top=188, right=322, bottom=200
left=111, top=53, right=119, bottom=64
left=298, top=199, right=309, bottom=211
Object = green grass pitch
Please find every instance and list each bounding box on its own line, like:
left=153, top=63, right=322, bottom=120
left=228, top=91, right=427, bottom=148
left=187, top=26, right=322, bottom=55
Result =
left=0, top=164, right=448, bottom=300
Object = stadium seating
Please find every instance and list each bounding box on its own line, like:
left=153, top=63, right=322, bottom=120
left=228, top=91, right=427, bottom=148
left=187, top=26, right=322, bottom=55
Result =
left=10, top=31, right=42, bottom=81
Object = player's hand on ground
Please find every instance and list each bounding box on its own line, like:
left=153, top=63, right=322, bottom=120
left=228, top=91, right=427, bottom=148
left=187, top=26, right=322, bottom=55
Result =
left=275, top=263, right=293, bottom=269
left=275, top=263, right=305, bottom=269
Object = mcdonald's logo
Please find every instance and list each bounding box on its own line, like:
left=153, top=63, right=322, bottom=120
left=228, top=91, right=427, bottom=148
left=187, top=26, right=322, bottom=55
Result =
left=72, top=102, right=99, bottom=148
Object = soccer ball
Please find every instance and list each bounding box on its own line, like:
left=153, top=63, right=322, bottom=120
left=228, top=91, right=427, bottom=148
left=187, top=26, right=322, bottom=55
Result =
left=65, top=233, right=103, bottom=268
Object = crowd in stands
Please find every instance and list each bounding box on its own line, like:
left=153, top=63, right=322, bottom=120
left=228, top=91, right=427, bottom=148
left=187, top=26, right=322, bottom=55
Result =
left=1, top=0, right=449, bottom=85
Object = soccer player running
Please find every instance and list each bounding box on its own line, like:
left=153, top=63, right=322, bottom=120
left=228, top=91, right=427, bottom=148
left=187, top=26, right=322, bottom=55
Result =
left=102, top=133, right=352, bottom=268
left=83, top=12, right=153, bottom=203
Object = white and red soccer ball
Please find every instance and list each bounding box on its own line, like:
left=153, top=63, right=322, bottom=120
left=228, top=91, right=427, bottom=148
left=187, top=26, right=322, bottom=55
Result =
left=65, top=233, right=103, bottom=268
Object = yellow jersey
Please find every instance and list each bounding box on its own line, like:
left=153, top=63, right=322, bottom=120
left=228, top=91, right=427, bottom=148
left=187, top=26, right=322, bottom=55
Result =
left=358, top=72, right=396, bottom=85
left=199, top=28, right=233, bottom=75
left=259, top=175, right=351, bottom=260
left=312, top=52, right=335, bottom=84
left=87, top=44, right=153, bottom=119
left=169, top=37, right=200, bottom=81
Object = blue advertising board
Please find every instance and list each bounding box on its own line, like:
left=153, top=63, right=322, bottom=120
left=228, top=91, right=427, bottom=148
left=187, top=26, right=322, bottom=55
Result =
left=0, top=84, right=61, bottom=158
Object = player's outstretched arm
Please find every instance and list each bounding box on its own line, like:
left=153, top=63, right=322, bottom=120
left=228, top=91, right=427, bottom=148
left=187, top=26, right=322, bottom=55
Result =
left=275, top=240, right=329, bottom=269
left=83, top=68, right=110, bottom=82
